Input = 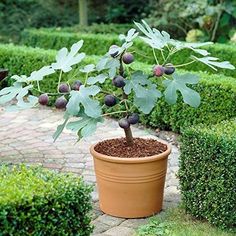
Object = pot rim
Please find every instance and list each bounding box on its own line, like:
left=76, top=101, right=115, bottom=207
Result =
left=90, top=138, right=172, bottom=164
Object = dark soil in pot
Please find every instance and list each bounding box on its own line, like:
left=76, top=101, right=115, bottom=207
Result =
left=94, top=137, right=167, bottom=158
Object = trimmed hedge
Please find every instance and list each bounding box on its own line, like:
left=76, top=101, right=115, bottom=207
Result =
left=20, top=29, right=236, bottom=78
left=51, top=23, right=133, bottom=35
left=178, top=119, right=236, bottom=231
left=0, top=165, right=93, bottom=235
left=0, top=43, right=236, bottom=131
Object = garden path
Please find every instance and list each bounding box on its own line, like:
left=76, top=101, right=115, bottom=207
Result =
left=0, top=107, right=180, bottom=236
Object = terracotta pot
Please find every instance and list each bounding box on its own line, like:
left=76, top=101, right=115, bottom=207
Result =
left=90, top=140, right=171, bottom=218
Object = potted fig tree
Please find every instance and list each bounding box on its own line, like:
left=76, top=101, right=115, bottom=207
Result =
left=0, top=21, right=234, bottom=218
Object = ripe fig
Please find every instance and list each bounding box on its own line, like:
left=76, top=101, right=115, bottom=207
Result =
left=113, top=75, right=126, bottom=88
left=38, top=94, right=49, bottom=106
left=109, top=45, right=119, bottom=58
left=164, top=63, right=175, bottom=75
left=59, top=83, right=70, bottom=93
left=153, top=65, right=164, bottom=77
left=72, top=80, right=82, bottom=91
left=128, top=113, right=139, bottom=125
left=104, top=95, right=116, bottom=107
left=118, top=118, right=130, bottom=129
left=122, top=53, right=134, bottom=64
left=55, top=96, right=67, bottom=109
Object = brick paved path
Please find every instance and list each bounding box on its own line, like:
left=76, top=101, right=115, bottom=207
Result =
left=0, top=107, right=180, bottom=236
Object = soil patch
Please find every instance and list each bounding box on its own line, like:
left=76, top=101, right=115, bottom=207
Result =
left=94, top=138, right=168, bottom=158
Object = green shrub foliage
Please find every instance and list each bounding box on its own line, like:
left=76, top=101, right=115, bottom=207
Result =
left=20, top=29, right=236, bottom=78
left=1, top=43, right=236, bottom=131
left=179, top=119, right=236, bottom=231
left=0, top=165, right=93, bottom=235
left=56, top=23, right=133, bottom=35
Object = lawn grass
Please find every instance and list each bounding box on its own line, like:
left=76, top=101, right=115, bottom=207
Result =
left=137, top=207, right=234, bottom=236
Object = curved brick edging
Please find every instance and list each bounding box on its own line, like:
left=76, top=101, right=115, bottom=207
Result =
left=0, top=107, right=180, bottom=236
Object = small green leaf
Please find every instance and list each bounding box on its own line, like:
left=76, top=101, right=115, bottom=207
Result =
left=80, top=64, right=95, bottom=73
left=96, top=55, right=109, bottom=71
left=87, top=74, right=108, bottom=85
left=53, top=113, right=70, bottom=141
left=106, top=58, right=120, bottom=78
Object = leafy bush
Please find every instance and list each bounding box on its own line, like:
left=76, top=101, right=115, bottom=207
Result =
left=0, top=164, right=93, bottom=235
left=52, top=23, right=133, bottom=35
left=0, top=0, right=78, bottom=42
left=20, top=29, right=236, bottom=78
left=88, top=0, right=151, bottom=24
left=179, top=119, right=236, bottom=231
left=147, top=0, right=236, bottom=43
left=0, top=43, right=236, bottom=132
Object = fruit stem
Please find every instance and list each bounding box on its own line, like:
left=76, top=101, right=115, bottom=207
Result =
left=152, top=48, right=159, bottom=65
left=57, top=70, right=63, bottom=93
left=124, top=126, right=134, bottom=146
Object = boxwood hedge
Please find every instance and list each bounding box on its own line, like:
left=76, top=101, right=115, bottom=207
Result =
left=178, top=119, right=236, bottom=231
left=20, top=29, right=236, bottom=78
left=50, top=23, right=133, bottom=35
left=0, top=165, right=93, bottom=236
left=0, top=43, right=236, bottom=131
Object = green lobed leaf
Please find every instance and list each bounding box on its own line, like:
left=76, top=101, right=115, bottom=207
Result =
left=192, top=56, right=235, bottom=71
left=134, top=83, right=162, bottom=114
left=135, top=20, right=172, bottom=50
left=66, top=115, right=104, bottom=141
left=66, top=85, right=101, bottom=118
left=163, top=73, right=200, bottom=108
left=124, top=70, right=150, bottom=95
left=0, top=82, right=35, bottom=109
left=51, top=40, right=85, bottom=72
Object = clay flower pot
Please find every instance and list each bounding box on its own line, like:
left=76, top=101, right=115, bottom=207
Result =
left=90, top=140, right=171, bottom=218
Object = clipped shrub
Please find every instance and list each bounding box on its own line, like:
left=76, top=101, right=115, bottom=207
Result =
left=56, top=23, right=133, bottom=35
left=0, top=164, right=93, bottom=235
left=179, top=119, right=236, bottom=231
left=0, top=43, right=236, bottom=131
left=20, top=29, right=236, bottom=77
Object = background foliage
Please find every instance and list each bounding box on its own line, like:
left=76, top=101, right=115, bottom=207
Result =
left=148, top=0, right=236, bottom=42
